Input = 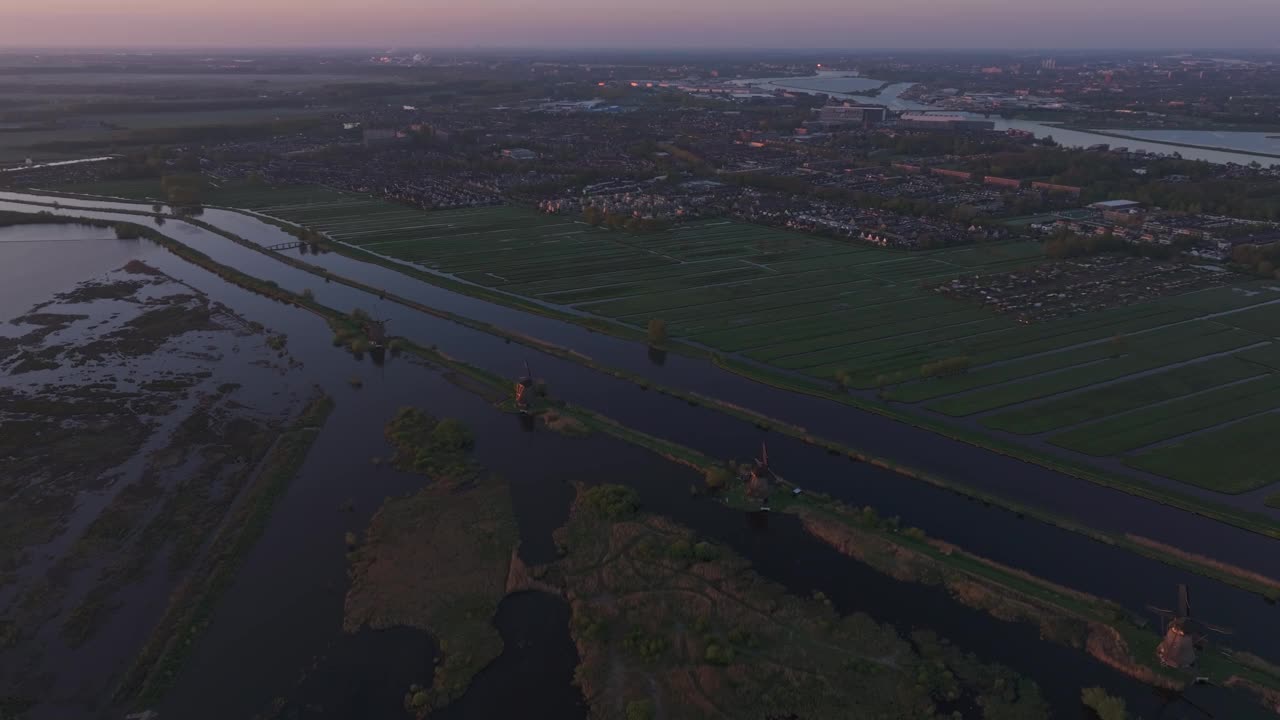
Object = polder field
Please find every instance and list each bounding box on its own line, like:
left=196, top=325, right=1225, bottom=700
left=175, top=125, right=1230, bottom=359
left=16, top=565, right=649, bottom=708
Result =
left=43, top=181, right=1280, bottom=502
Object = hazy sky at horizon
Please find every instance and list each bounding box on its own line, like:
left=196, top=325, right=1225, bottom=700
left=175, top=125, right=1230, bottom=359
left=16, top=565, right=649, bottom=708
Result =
left=3, top=0, right=1279, bottom=50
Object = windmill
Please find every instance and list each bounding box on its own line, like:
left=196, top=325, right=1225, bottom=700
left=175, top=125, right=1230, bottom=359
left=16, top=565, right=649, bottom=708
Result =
left=361, top=315, right=388, bottom=348
left=1148, top=584, right=1232, bottom=669
left=514, top=361, right=535, bottom=412
left=747, top=442, right=776, bottom=509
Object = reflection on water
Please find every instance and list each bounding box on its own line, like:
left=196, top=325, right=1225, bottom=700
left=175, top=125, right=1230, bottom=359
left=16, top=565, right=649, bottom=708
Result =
left=1091, top=128, right=1280, bottom=156
left=0, top=224, right=158, bottom=318
left=259, top=627, right=439, bottom=720
left=432, top=592, right=586, bottom=720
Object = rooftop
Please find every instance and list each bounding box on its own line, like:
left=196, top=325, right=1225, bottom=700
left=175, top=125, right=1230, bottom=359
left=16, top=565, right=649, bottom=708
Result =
left=1090, top=199, right=1142, bottom=210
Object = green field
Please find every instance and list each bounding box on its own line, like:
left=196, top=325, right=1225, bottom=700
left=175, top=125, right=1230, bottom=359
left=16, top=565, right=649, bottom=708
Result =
left=43, top=181, right=1280, bottom=501
left=980, top=354, right=1269, bottom=435
left=0, top=109, right=321, bottom=163
left=1124, top=412, right=1280, bottom=493
left=190, top=186, right=1051, bottom=379
left=1047, top=375, right=1280, bottom=457
left=927, top=322, right=1265, bottom=417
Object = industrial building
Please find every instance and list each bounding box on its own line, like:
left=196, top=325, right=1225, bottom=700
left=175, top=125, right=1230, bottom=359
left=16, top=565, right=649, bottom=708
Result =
left=1089, top=199, right=1142, bottom=211
left=897, top=113, right=995, bottom=131
left=814, top=103, right=888, bottom=128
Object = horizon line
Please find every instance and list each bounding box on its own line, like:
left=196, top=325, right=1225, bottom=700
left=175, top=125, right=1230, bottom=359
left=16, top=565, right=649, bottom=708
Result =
left=1, top=44, right=1278, bottom=54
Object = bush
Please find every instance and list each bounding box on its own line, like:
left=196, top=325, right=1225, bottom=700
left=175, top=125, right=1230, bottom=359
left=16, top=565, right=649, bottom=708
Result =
left=704, top=466, right=732, bottom=491
left=404, top=684, right=430, bottom=713
left=669, top=539, right=693, bottom=561
left=704, top=642, right=735, bottom=666
left=921, top=356, right=971, bottom=378
left=693, top=541, right=718, bottom=562
left=624, top=628, right=668, bottom=662
left=572, top=612, right=607, bottom=641
left=580, top=484, right=640, bottom=520
left=1081, top=687, right=1128, bottom=720
left=113, top=223, right=142, bottom=240
left=625, top=699, right=655, bottom=720
left=384, top=408, right=477, bottom=479
left=646, top=318, right=667, bottom=346
left=430, top=419, right=474, bottom=454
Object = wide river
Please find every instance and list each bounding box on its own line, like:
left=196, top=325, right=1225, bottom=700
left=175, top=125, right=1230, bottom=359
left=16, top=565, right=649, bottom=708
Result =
left=733, top=72, right=1280, bottom=165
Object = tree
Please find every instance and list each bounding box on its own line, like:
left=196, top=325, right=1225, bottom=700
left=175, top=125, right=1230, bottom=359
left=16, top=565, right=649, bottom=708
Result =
left=704, top=466, right=732, bottom=491
left=161, top=174, right=203, bottom=206
left=1108, top=334, right=1128, bottom=358
left=646, top=318, right=667, bottom=347
left=693, top=541, right=718, bottom=562
left=921, top=356, right=971, bottom=378
left=113, top=223, right=142, bottom=240
left=580, top=484, right=640, bottom=520
left=704, top=642, right=735, bottom=665
left=625, top=700, right=655, bottom=720
left=1081, top=687, right=1128, bottom=720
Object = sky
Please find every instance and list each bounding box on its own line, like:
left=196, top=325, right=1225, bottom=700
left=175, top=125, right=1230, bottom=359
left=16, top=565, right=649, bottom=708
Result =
left=2, top=0, right=1279, bottom=50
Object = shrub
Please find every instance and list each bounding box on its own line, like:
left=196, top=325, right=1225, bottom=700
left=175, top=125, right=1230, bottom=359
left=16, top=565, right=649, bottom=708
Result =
left=704, top=466, right=732, bottom=491
left=429, top=419, right=474, bottom=454
left=404, top=685, right=430, bottom=713
left=624, top=629, right=668, bottom=662
left=920, top=355, right=971, bottom=378
left=646, top=318, right=667, bottom=346
left=669, top=539, right=693, bottom=561
left=580, top=484, right=640, bottom=520
left=704, top=643, right=735, bottom=666
left=1081, top=687, right=1128, bottom=720
left=693, top=541, right=718, bottom=562
left=625, top=699, right=655, bottom=720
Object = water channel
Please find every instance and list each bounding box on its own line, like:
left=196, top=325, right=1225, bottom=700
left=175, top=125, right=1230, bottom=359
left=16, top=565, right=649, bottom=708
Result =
left=734, top=73, right=1280, bottom=166
left=5, top=192, right=1279, bottom=575
left=1, top=201, right=1276, bottom=717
